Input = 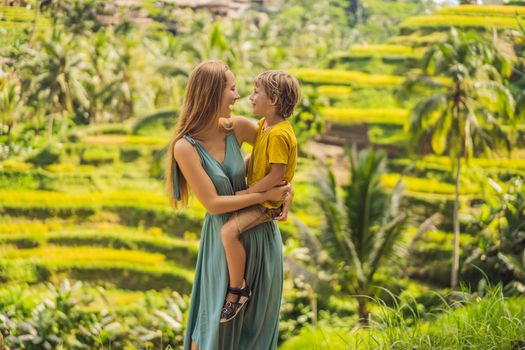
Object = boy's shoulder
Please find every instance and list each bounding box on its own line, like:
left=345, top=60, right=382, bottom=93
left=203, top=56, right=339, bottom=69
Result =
left=269, top=120, right=297, bottom=143
left=272, top=120, right=294, bottom=133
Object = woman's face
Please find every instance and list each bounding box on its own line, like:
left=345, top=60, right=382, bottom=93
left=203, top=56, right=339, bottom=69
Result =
left=219, top=70, right=240, bottom=119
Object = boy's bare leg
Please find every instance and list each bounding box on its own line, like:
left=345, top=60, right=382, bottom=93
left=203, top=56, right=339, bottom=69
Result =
left=221, top=219, right=246, bottom=301
left=191, top=340, right=199, bottom=350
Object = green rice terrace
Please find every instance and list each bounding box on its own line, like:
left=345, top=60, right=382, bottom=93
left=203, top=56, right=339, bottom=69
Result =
left=1, top=0, right=525, bottom=349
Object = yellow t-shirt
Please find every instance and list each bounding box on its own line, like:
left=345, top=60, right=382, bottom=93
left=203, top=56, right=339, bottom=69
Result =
left=247, top=118, right=297, bottom=209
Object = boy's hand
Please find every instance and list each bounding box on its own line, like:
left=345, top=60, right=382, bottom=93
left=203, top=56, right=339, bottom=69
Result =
left=275, top=184, right=294, bottom=221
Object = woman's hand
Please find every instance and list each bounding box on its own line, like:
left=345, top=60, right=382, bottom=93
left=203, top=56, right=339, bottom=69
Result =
left=275, top=184, right=294, bottom=221
left=265, top=182, right=291, bottom=202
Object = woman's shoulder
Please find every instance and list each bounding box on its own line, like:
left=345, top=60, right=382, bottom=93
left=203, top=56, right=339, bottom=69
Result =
left=173, top=137, right=195, bottom=159
left=231, top=115, right=257, bottom=128
left=231, top=116, right=258, bottom=144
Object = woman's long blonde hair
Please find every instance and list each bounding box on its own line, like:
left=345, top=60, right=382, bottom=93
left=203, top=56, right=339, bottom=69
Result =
left=165, top=60, right=229, bottom=209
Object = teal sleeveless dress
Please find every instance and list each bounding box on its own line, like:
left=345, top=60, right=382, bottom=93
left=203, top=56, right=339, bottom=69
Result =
left=176, top=133, right=283, bottom=350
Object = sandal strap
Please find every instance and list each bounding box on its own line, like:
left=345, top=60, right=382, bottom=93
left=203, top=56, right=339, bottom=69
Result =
left=227, top=286, right=251, bottom=298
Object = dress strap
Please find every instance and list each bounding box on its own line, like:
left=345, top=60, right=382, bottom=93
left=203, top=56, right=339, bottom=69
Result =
left=172, top=134, right=198, bottom=201
left=182, top=134, right=197, bottom=145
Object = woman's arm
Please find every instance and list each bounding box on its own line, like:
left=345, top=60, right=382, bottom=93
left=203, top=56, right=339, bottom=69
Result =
left=174, top=139, right=289, bottom=215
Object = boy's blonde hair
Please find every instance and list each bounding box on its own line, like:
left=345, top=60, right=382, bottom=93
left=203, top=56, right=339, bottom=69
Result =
left=254, top=70, right=300, bottom=119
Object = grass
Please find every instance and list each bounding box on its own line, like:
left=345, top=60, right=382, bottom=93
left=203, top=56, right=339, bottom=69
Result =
left=0, top=189, right=205, bottom=238
left=438, top=5, right=525, bottom=17
left=0, top=229, right=199, bottom=267
left=318, top=85, right=353, bottom=99
left=0, top=245, right=167, bottom=265
left=381, top=173, right=480, bottom=195
left=82, top=134, right=168, bottom=146
left=321, top=107, right=409, bottom=125
left=368, top=125, right=406, bottom=146
left=0, top=247, right=195, bottom=291
left=0, top=6, right=49, bottom=29
left=401, top=15, right=520, bottom=30
left=281, top=286, right=525, bottom=349
left=388, top=32, right=448, bottom=45
left=289, top=68, right=404, bottom=87
left=345, top=44, right=425, bottom=59
left=422, top=154, right=525, bottom=171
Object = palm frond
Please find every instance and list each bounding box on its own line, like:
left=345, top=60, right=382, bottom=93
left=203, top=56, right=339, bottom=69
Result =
left=473, top=80, right=515, bottom=119
left=291, top=214, right=330, bottom=266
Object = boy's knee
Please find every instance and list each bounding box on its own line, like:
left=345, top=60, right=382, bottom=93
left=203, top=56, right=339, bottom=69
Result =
left=221, top=220, right=239, bottom=242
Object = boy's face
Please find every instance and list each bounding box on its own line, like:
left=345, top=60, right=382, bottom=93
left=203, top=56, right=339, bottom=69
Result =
left=249, top=83, right=275, bottom=117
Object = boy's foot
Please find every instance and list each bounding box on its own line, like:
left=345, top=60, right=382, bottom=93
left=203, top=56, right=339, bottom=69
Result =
left=219, top=280, right=252, bottom=323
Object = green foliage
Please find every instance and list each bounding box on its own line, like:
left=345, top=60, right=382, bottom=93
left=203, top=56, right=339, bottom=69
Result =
left=0, top=280, right=189, bottom=349
left=438, top=5, right=525, bottom=17
left=119, top=145, right=144, bottom=162
left=331, top=88, right=402, bottom=108
left=316, top=149, right=407, bottom=323
left=464, top=178, right=525, bottom=293
left=406, top=29, right=516, bottom=288
left=401, top=15, right=521, bottom=31
left=290, top=68, right=404, bottom=87
left=1, top=280, right=125, bottom=349
left=80, top=146, right=118, bottom=165
left=0, top=230, right=198, bottom=267
left=353, top=0, right=424, bottom=43
left=291, top=86, right=325, bottom=152
left=281, top=285, right=525, bottom=349
left=132, top=109, right=178, bottom=135
left=0, top=189, right=204, bottom=236
left=322, top=107, right=409, bottom=125
left=279, top=276, right=318, bottom=343
left=25, top=144, right=61, bottom=167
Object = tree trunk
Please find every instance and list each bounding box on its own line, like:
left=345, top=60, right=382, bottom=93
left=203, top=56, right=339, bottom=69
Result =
left=6, top=122, right=12, bottom=146
left=47, top=114, right=54, bottom=142
left=451, top=155, right=461, bottom=290
left=358, top=297, right=369, bottom=325
left=351, top=0, right=363, bottom=24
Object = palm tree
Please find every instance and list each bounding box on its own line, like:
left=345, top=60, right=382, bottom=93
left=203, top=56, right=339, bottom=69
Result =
left=22, top=33, right=89, bottom=139
left=407, top=29, right=515, bottom=289
left=465, top=178, right=525, bottom=293
left=317, top=148, right=406, bottom=324
left=0, top=76, right=24, bottom=148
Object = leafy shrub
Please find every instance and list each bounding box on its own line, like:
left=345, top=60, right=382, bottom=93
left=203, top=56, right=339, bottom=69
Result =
left=119, top=146, right=145, bottom=162
left=132, top=109, right=178, bottom=135
left=0, top=280, right=190, bottom=349
left=25, top=145, right=61, bottom=167
left=80, top=147, right=118, bottom=165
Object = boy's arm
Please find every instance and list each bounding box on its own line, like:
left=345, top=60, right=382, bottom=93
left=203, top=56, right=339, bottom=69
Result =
left=275, top=183, right=294, bottom=221
left=237, top=163, right=286, bottom=195
left=244, top=154, right=251, bottom=177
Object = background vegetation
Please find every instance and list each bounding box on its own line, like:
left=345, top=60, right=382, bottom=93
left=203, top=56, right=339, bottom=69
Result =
left=1, top=0, right=525, bottom=348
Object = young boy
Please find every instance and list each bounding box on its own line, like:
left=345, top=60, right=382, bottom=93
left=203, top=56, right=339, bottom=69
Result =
left=219, top=70, right=300, bottom=323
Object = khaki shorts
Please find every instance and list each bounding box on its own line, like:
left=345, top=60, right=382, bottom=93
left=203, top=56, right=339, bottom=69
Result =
left=233, top=204, right=282, bottom=233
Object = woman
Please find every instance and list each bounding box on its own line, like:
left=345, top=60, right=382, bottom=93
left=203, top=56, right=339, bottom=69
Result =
left=166, top=60, right=292, bottom=350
